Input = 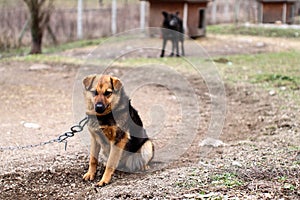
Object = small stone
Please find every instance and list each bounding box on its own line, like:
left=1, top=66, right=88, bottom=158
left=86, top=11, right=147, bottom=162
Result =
left=280, top=86, right=286, bottom=91
left=199, top=138, right=226, bottom=147
left=49, top=167, right=56, bottom=173
left=227, top=61, right=233, bottom=66
left=256, top=42, right=265, bottom=48
left=269, top=90, right=276, bottom=96
left=232, top=161, right=242, bottom=167
left=264, top=193, right=272, bottom=198
left=22, top=122, right=41, bottom=129
left=184, top=193, right=196, bottom=198
left=29, top=64, right=51, bottom=71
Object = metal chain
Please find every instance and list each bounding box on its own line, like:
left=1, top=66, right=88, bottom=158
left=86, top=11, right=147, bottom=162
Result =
left=0, top=116, right=89, bottom=152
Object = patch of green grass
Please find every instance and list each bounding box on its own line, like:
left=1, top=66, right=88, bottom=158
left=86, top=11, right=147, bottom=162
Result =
left=253, top=74, right=299, bottom=90
left=211, top=172, right=243, bottom=188
left=283, top=183, right=296, bottom=191
left=278, top=177, right=298, bottom=191
left=208, top=24, right=300, bottom=38
left=213, top=50, right=300, bottom=104
left=1, top=54, right=209, bottom=74
left=288, top=145, right=300, bottom=152
left=176, top=179, right=199, bottom=188
left=43, top=38, right=105, bottom=54
left=108, top=56, right=212, bottom=74
left=1, top=54, right=85, bottom=66
left=1, top=38, right=105, bottom=58
left=293, top=161, right=300, bottom=165
left=0, top=46, right=30, bottom=58
left=278, top=176, right=288, bottom=182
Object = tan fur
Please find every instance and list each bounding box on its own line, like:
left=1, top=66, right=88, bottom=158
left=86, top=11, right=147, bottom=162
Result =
left=82, top=74, right=154, bottom=186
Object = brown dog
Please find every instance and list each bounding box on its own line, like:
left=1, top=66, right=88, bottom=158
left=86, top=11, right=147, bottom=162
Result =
left=82, top=74, right=154, bottom=186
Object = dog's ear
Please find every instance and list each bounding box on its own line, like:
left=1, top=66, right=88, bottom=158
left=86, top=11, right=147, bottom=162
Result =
left=175, top=11, right=180, bottom=16
left=110, top=76, right=122, bottom=91
left=162, top=11, right=168, bottom=18
left=83, top=74, right=97, bottom=90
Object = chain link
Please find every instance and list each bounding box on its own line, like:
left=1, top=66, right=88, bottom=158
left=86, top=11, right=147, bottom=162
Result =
left=0, top=116, right=89, bottom=152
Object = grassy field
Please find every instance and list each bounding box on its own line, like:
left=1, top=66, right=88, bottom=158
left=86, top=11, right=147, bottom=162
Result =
left=207, top=24, right=300, bottom=38
left=215, top=51, right=300, bottom=85
left=213, top=51, right=300, bottom=104
left=3, top=45, right=300, bottom=101
left=1, top=23, right=300, bottom=101
left=203, top=24, right=300, bottom=94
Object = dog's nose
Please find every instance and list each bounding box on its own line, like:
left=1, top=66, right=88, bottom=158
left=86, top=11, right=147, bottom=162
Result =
left=95, top=102, right=105, bottom=113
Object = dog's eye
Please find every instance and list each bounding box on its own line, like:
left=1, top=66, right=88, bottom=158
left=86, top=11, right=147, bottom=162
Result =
left=103, top=90, right=112, bottom=97
left=91, top=90, right=98, bottom=96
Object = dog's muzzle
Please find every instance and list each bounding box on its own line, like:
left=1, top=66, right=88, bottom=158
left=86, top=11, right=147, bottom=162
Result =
left=95, top=102, right=106, bottom=114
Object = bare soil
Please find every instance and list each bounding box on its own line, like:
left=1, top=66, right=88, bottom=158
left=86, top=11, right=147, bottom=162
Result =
left=0, top=35, right=299, bottom=199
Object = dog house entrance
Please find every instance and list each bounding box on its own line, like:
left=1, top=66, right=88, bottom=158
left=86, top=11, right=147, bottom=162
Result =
left=198, top=8, right=205, bottom=29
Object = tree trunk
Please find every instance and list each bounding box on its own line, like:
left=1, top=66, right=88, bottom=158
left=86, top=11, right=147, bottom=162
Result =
left=30, top=9, right=43, bottom=54
left=30, top=30, right=43, bottom=54
left=24, top=0, right=53, bottom=54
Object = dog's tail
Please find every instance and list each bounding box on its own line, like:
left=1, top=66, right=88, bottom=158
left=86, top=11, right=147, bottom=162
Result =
left=122, top=140, right=154, bottom=172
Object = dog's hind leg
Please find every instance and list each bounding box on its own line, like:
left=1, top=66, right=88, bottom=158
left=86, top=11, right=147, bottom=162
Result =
left=125, top=140, right=154, bottom=172
left=181, top=40, right=185, bottom=56
left=160, top=39, right=167, bottom=57
left=175, top=39, right=180, bottom=57
left=169, top=39, right=175, bottom=57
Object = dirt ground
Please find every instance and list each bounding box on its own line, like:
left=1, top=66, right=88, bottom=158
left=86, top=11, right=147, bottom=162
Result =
left=0, top=34, right=299, bottom=199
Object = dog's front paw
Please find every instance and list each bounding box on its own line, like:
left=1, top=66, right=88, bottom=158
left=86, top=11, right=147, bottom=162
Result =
left=95, top=179, right=109, bottom=187
left=83, top=171, right=96, bottom=181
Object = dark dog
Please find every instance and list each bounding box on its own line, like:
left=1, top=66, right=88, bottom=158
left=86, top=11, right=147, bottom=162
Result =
left=160, top=11, right=185, bottom=57
left=82, top=74, right=154, bottom=186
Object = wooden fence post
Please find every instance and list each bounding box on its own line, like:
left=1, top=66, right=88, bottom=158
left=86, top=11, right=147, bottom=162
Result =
left=140, top=1, right=146, bottom=31
left=211, top=0, right=217, bottom=24
left=77, top=0, right=83, bottom=39
left=111, top=0, right=117, bottom=35
left=234, top=0, right=240, bottom=25
left=183, top=2, right=188, bottom=35
left=224, top=0, right=230, bottom=22
left=282, top=3, right=287, bottom=24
